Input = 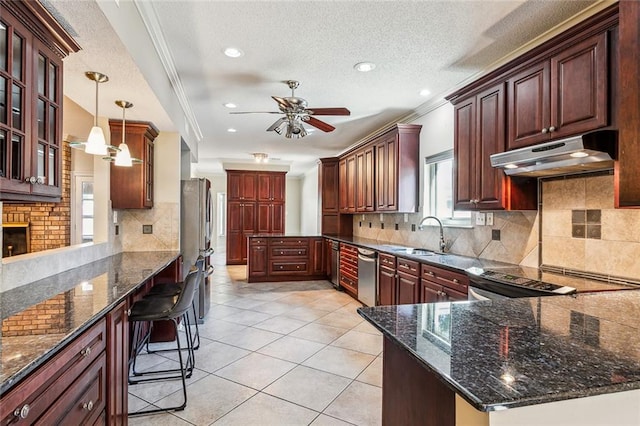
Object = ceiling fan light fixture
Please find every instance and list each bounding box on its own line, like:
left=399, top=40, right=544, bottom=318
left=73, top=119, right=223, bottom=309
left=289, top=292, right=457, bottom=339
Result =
left=223, top=47, right=244, bottom=58
left=354, top=62, right=376, bottom=72
left=274, top=120, right=288, bottom=135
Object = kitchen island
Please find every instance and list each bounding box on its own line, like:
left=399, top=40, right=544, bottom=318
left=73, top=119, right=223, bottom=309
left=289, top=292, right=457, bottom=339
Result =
left=0, top=251, right=180, bottom=424
left=358, top=291, right=640, bottom=425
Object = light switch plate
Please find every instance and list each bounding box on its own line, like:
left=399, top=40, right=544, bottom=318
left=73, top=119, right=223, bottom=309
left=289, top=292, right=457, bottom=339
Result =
left=475, top=212, right=486, bottom=226
left=486, top=212, right=494, bottom=226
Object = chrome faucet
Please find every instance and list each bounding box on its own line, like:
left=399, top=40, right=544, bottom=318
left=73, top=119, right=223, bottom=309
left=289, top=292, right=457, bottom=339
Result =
left=418, top=216, right=446, bottom=252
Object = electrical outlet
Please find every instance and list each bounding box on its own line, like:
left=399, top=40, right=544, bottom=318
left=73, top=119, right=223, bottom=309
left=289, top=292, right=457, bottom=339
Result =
left=492, top=229, right=501, bottom=241
left=395, top=223, right=399, bottom=231
left=475, top=212, right=486, bottom=226
left=142, top=224, right=153, bottom=234
left=359, top=221, right=362, bottom=227
left=113, top=211, right=118, bottom=224
left=362, top=214, right=365, bottom=220
left=486, top=212, right=494, bottom=226
left=381, top=223, right=385, bottom=230
left=411, top=224, right=416, bottom=232
left=404, top=213, right=409, bottom=223
left=380, top=213, right=384, bottom=222
left=369, top=222, right=372, bottom=228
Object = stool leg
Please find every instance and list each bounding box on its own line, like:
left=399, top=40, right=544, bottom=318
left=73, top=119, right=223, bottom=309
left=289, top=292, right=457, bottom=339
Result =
left=191, top=299, right=201, bottom=350
left=128, top=318, right=187, bottom=415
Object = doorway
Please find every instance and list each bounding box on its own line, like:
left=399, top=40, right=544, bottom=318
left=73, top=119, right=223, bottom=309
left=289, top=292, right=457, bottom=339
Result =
left=71, top=173, right=94, bottom=245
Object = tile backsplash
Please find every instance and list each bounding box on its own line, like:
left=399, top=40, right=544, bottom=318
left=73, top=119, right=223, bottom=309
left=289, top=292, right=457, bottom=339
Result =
left=352, top=211, right=539, bottom=266
left=542, top=173, right=640, bottom=279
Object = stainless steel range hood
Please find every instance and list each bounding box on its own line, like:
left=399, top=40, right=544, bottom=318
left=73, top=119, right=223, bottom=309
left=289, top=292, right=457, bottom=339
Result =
left=490, top=130, right=618, bottom=177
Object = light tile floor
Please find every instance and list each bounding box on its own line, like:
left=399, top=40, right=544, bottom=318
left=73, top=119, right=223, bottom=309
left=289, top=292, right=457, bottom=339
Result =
left=128, top=253, right=383, bottom=426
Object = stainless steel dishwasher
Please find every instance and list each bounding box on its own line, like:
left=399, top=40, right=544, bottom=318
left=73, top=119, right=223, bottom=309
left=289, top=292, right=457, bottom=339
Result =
left=357, top=247, right=377, bottom=306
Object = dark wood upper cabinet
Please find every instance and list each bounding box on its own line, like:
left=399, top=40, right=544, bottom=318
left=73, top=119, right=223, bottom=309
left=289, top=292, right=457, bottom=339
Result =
left=454, top=84, right=536, bottom=211
left=0, top=1, right=80, bottom=202
left=339, top=154, right=357, bottom=213
left=507, top=31, right=609, bottom=150
left=258, top=172, right=285, bottom=202
left=228, top=171, right=257, bottom=201
left=109, top=120, right=158, bottom=209
left=356, top=146, right=374, bottom=212
left=319, top=157, right=353, bottom=236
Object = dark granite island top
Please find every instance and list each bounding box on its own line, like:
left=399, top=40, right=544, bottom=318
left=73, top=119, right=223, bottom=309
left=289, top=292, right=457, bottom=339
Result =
left=0, top=251, right=180, bottom=395
left=358, top=290, right=640, bottom=421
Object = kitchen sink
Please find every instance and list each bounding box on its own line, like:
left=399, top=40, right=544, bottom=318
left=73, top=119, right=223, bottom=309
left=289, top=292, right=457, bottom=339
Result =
left=385, top=246, right=437, bottom=256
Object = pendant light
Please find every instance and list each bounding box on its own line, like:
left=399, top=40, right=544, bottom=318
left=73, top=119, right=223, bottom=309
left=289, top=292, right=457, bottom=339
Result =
left=84, top=71, right=109, bottom=155
left=114, top=100, right=133, bottom=167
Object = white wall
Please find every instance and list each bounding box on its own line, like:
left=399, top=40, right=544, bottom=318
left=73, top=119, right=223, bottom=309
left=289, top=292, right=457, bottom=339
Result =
left=285, top=176, right=302, bottom=234
left=299, top=165, right=320, bottom=235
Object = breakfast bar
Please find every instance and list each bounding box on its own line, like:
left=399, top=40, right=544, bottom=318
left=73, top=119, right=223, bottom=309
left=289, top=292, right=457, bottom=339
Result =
left=0, top=251, right=181, bottom=424
left=358, top=291, right=640, bottom=425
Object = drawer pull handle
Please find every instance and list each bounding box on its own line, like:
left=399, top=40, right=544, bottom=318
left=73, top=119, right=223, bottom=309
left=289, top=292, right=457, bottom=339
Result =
left=298, top=251, right=302, bottom=255
left=14, top=404, right=30, bottom=419
left=426, top=271, right=434, bottom=277
left=280, top=251, right=284, bottom=255
left=82, top=401, right=94, bottom=411
left=453, top=278, right=459, bottom=284
left=81, top=347, right=92, bottom=357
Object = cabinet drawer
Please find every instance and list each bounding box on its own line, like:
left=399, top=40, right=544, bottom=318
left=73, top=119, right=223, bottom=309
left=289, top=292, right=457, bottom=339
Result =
left=249, top=238, right=267, bottom=246
left=379, top=253, right=396, bottom=269
left=270, top=261, right=308, bottom=274
left=339, top=243, right=358, bottom=255
left=340, top=274, right=357, bottom=291
left=36, top=352, right=106, bottom=426
left=421, top=264, right=469, bottom=294
left=271, top=238, right=309, bottom=247
left=1, top=319, right=106, bottom=424
left=397, top=258, right=419, bottom=276
left=271, top=247, right=308, bottom=257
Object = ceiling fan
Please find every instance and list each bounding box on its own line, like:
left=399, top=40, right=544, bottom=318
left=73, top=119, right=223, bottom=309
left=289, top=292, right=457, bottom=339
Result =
left=230, top=80, right=350, bottom=139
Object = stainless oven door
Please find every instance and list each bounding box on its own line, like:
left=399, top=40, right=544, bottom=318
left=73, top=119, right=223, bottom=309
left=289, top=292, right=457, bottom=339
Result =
left=468, top=286, right=510, bottom=301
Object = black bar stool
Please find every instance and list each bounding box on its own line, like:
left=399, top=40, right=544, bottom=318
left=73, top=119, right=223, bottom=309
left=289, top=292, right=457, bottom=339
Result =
left=128, top=267, right=199, bottom=415
left=145, top=256, right=204, bottom=350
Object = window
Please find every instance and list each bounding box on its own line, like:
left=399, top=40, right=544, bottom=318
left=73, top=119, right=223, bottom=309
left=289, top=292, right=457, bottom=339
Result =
left=424, top=150, right=471, bottom=226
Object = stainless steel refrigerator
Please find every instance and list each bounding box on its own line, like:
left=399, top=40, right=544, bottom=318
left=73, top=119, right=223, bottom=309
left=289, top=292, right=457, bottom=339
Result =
left=181, top=178, right=214, bottom=321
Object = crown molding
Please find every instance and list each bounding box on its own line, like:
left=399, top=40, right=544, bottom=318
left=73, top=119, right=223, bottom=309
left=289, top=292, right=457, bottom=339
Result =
left=133, top=0, right=203, bottom=142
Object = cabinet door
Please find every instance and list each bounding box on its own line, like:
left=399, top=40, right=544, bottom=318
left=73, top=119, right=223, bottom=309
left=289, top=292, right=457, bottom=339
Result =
left=143, top=137, right=154, bottom=207
left=453, top=98, right=476, bottom=210
left=338, top=158, right=347, bottom=212
left=271, top=173, right=285, bottom=202
left=107, top=301, right=128, bottom=425
left=550, top=32, right=608, bottom=138
left=310, top=238, right=325, bottom=275
left=420, top=279, right=442, bottom=304
left=322, top=159, right=340, bottom=213
left=346, top=155, right=356, bottom=212
left=248, top=244, right=268, bottom=277
left=270, top=203, right=285, bottom=234
left=378, top=267, right=396, bottom=306
left=476, top=84, right=506, bottom=210
left=375, top=141, right=388, bottom=210
left=356, top=147, right=374, bottom=212
left=227, top=201, right=243, bottom=232
left=397, top=272, right=419, bottom=305
left=226, top=233, right=245, bottom=264
left=507, top=61, right=550, bottom=149
left=241, top=173, right=257, bottom=201
left=256, top=203, right=271, bottom=233
left=443, top=286, right=467, bottom=302
left=227, top=172, right=243, bottom=200
left=257, top=174, right=272, bottom=201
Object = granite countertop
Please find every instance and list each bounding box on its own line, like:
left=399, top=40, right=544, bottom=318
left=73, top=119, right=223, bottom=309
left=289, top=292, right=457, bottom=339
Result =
left=358, top=290, right=640, bottom=411
left=0, top=251, right=180, bottom=395
left=324, top=235, right=637, bottom=293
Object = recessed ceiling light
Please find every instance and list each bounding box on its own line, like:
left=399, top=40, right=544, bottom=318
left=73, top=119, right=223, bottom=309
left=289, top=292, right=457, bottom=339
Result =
left=419, top=89, right=431, bottom=97
left=354, top=62, right=376, bottom=72
left=223, top=103, right=237, bottom=109
left=227, top=128, right=237, bottom=133
left=223, top=47, right=244, bottom=58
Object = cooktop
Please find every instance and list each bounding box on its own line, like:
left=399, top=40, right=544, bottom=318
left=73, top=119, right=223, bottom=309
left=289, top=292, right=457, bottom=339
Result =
left=466, top=266, right=577, bottom=296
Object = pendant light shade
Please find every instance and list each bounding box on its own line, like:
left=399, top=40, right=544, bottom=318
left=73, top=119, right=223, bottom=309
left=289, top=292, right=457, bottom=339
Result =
left=84, top=71, right=109, bottom=155
left=114, top=100, right=134, bottom=167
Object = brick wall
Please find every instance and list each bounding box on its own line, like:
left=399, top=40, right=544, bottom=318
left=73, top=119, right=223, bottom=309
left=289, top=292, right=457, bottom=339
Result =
left=2, top=293, right=69, bottom=336
left=2, top=144, right=71, bottom=252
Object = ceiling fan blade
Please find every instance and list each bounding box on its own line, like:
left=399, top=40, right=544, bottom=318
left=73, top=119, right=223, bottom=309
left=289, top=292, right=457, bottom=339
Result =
left=304, top=116, right=335, bottom=132
left=306, top=107, right=351, bottom=116
left=266, top=117, right=287, bottom=132
left=229, top=111, right=282, bottom=114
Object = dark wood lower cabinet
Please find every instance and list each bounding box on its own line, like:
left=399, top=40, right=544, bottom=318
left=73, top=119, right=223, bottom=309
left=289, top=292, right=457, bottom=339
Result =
left=247, top=236, right=327, bottom=282
left=383, top=337, right=455, bottom=426
left=397, top=271, right=419, bottom=305
left=107, top=301, right=129, bottom=425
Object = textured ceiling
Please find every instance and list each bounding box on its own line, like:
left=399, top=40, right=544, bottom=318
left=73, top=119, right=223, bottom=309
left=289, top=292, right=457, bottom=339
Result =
left=52, top=0, right=599, bottom=175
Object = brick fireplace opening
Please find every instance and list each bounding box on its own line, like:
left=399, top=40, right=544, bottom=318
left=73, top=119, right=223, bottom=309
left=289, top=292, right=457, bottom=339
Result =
left=2, top=222, right=30, bottom=257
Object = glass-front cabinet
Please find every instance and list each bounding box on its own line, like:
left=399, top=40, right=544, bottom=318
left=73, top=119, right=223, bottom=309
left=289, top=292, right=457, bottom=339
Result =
left=0, top=1, right=79, bottom=201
